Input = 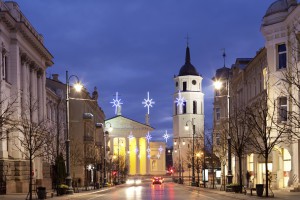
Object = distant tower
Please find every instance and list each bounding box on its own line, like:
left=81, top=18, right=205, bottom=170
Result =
left=173, top=43, right=204, bottom=177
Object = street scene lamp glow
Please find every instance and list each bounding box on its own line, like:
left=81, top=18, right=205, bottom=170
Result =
left=184, top=124, right=189, bottom=131
left=214, top=80, right=223, bottom=90
left=73, top=82, right=83, bottom=92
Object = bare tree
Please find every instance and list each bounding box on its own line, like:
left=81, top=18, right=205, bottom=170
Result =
left=0, top=95, right=18, bottom=141
left=229, top=105, right=253, bottom=192
left=12, top=96, right=54, bottom=200
left=246, top=91, right=289, bottom=197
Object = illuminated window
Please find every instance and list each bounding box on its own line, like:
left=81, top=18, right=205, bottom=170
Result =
left=278, top=97, right=287, bottom=122
left=278, top=44, right=287, bottom=69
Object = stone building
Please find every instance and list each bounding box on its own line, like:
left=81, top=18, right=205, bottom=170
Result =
left=0, top=1, right=53, bottom=193
left=46, top=74, right=106, bottom=187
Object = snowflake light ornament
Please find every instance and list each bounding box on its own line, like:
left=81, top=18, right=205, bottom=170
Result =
left=145, top=132, right=152, bottom=144
left=157, top=153, right=161, bottom=159
left=146, top=146, right=151, bottom=154
left=142, top=91, right=155, bottom=114
left=127, top=131, right=134, bottom=140
left=147, top=154, right=151, bottom=159
left=135, top=147, right=139, bottom=154
left=174, top=90, right=186, bottom=113
left=158, top=145, right=163, bottom=153
left=110, top=92, right=123, bottom=115
left=163, top=130, right=170, bottom=143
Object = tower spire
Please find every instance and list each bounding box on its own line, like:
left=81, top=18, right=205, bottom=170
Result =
left=185, top=34, right=191, bottom=64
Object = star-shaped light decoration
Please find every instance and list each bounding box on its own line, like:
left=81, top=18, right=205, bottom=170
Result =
left=157, top=153, right=161, bottom=159
left=142, top=91, right=155, bottom=114
left=127, top=131, right=134, bottom=140
left=158, top=145, right=164, bottom=154
left=163, top=130, right=170, bottom=143
left=174, top=90, right=186, bottom=113
left=135, top=147, right=139, bottom=154
left=146, top=146, right=151, bottom=154
left=110, top=92, right=123, bottom=115
left=147, top=154, right=151, bottom=159
left=145, top=132, right=152, bottom=144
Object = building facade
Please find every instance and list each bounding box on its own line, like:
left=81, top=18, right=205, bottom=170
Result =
left=173, top=45, right=205, bottom=183
left=46, top=74, right=106, bottom=188
left=213, top=0, right=300, bottom=191
left=0, top=1, right=53, bottom=193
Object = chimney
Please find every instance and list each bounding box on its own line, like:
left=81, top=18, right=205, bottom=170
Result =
left=52, top=74, right=59, bottom=81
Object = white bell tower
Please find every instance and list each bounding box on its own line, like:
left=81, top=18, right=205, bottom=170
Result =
left=172, top=44, right=204, bottom=180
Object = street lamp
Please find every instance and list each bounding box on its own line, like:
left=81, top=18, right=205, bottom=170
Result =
left=65, top=70, right=83, bottom=194
left=185, top=118, right=196, bottom=186
left=214, top=79, right=232, bottom=185
left=95, top=122, right=113, bottom=186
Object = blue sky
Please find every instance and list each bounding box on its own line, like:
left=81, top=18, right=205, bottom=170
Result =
left=14, top=0, right=275, bottom=146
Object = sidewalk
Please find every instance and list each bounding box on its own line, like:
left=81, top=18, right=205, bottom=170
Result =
left=183, top=183, right=300, bottom=200
left=0, top=186, right=115, bottom=200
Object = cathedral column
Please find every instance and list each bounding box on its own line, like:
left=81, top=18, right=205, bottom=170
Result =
left=136, top=138, right=140, bottom=175
left=126, top=137, right=130, bottom=174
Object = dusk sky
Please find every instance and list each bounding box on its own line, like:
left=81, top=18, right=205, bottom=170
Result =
left=15, top=0, right=275, bottom=146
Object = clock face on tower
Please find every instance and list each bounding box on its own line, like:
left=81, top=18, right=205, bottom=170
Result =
left=192, top=80, right=197, bottom=85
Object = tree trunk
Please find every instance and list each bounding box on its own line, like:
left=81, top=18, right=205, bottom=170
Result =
left=239, top=154, right=243, bottom=193
left=265, top=153, right=269, bottom=197
left=29, top=156, right=33, bottom=200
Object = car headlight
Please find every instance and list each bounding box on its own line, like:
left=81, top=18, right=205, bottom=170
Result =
left=135, top=179, right=142, bottom=184
left=126, top=179, right=134, bottom=184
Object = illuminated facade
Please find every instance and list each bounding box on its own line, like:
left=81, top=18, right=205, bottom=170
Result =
left=106, top=115, right=166, bottom=176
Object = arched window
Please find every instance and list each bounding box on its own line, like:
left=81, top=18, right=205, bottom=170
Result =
left=183, top=102, right=187, bottom=114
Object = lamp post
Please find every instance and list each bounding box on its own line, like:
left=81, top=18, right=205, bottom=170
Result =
left=174, top=138, right=185, bottom=184
left=65, top=70, right=83, bottom=194
left=95, top=122, right=112, bottom=186
left=185, top=118, right=196, bottom=186
left=196, top=153, right=200, bottom=187
left=214, top=79, right=232, bottom=185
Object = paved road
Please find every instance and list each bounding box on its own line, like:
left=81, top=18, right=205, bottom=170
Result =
left=50, top=182, right=238, bottom=200
left=1, top=181, right=300, bottom=200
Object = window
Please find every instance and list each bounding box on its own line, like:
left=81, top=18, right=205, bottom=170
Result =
left=183, top=102, right=186, bottom=114
left=176, top=82, right=178, bottom=87
left=175, top=103, right=177, bottom=115
left=193, top=101, right=197, bottom=114
left=216, top=108, right=220, bottom=121
left=278, top=97, right=287, bottom=122
left=278, top=44, right=287, bottom=69
left=183, top=82, right=187, bottom=91
left=2, top=53, right=8, bottom=81
left=192, top=80, right=196, bottom=85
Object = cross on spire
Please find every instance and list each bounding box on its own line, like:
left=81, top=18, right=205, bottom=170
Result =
left=185, top=33, right=190, bottom=47
left=222, top=48, right=226, bottom=67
